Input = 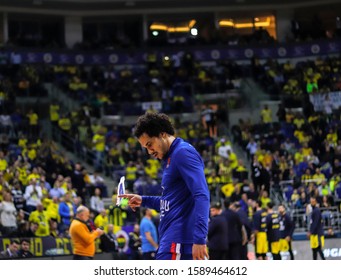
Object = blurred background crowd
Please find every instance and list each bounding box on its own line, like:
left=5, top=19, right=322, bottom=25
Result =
left=0, top=0, right=341, bottom=260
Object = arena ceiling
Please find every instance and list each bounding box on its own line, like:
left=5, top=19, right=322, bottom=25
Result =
left=0, top=0, right=340, bottom=15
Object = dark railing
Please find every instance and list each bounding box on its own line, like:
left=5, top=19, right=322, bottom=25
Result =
left=291, top=206, right=341, bottom=233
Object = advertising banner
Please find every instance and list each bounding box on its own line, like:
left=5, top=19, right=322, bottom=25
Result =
left=3, top=40, right=341, bottom=65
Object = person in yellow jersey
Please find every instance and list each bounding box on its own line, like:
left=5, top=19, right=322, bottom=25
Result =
left=69, top=205, right=104, bottom=260
left=49, top=100, right=60, bottom=127
left=58, top=113, right=72, bottom=134
left=108, top=195, right=128, bottom=232
left=260, top=104, right=272, bottom=124
left=94, top=209, right=109, bottom=232
left=260, top=190, right=271, bottom=208
left=227, top=149, right=238, bottom=169
left=92, top=127, right=106, bottom=172
left=0, top=151, right=7, bottom=172
left=18, top=133, right=28, bottom=150
left=144, top=160, right=158, bottom=180
left=28, top=203, right=50, bottom=237
left=26, top=109, right=39, bottom=139
left=45, top=196, right=61, bottom=224
left=125, top=161, right=137, bottom=191
left=206, top=170, right=221, bottom=199
left=15, top=159, right=28, bottom=186
left=312, top=167, right=326, bottom=186
left=26, top=166, right=40, bottom=182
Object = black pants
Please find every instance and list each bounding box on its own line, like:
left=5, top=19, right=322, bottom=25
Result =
left=73, top=254, right=93, bottom=260
left=241, top=244, right=248, bottom=260
left=228, top=242, right=242, bottom=260
left=209, top=249, right=228, bottom=260
left=313, top=247, right=325, bottom=260
left=287, top=241, right=294, bottom=260
left=142, top=251, right=156, bottom=260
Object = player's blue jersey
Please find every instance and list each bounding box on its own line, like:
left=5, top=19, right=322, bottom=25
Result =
left=142, top=138, right=210, bottom=254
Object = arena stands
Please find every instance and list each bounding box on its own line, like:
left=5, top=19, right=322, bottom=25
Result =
left=1, top=0, right=341, bottom=260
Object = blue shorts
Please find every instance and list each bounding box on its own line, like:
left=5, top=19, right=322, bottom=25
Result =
left=156, top=252, right=193, bottom=260
left=156, top=242, right=193, bottom=260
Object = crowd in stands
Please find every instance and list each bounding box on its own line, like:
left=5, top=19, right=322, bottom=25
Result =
left=0, top=7, right=340, bottom=260
left=252, top=55, right=341, bottom=105
left=0, top=50, right=341, bottom=259
left=0, top=59, right=252, bottom=258
left=47, top=53, right=243, bottom=117
left=233, top=55, right=341, bottom=235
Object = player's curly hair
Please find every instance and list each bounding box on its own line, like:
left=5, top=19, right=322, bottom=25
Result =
left=134, top=112, right=175, bottom=138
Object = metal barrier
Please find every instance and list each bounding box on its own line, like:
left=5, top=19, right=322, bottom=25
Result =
left=274, top=179, right=341, bottom=235
left=290, top=206, right=341, bottom=233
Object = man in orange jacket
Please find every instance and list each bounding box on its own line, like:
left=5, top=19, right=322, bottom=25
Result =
left=69, top=206, right=104, bottom=259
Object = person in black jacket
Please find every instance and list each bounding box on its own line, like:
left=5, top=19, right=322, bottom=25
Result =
left=17, top=239, right=34, bottom=258
left=307, top=197, right=325, bottom=260
left=208, top=202, right=229, bottom=260
left=223, top=198, right=243, bottom=259
left=71, top=163, right=86, bottom=202
left=234, top=202, right=251, bottom=260
left=128, top=223, right=142, bottom=260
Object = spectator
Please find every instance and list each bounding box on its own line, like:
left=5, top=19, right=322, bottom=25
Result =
left=0, top=239, right=20, bottom=259
left=88, top=172, right=108, bottom=198
left=90, top=187, right=105, bottom=216
left=28, top=202, right=50, bottom=237
left=92, top=126, right=106, bottom=172
left=69, top=206, right=104, bottom=260
left=140, top=208, right=158, bottom=260
left=0, top=192, right=17, bottom=237
left=17, top=239, right=34, bottom=258
left=128, top=223, right=142, bottom=260
left=71, top=163, right=86, bottom=202
left=24, top=178, right=43, bottom=214
left=94, top=209, right=109, bottom=232
left=201, top=105, right=216, bottom=137
left=58, top=192, right=77, bottom=235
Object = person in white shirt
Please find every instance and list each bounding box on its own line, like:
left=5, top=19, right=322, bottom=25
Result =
left=24, top=178, right=43, bottom=213
left=0, top=113, right=13, bottom=136
left=246, top=138, right=258, bottom=160
left=90, top=187, right=105, bottom=215
left=0, top=192, right=17, bottom=236
left=89, top=172, right=104, bottom=185
left=88, top=172, right=108, bottom=197
left=217, top=138, right=233, bottom=159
